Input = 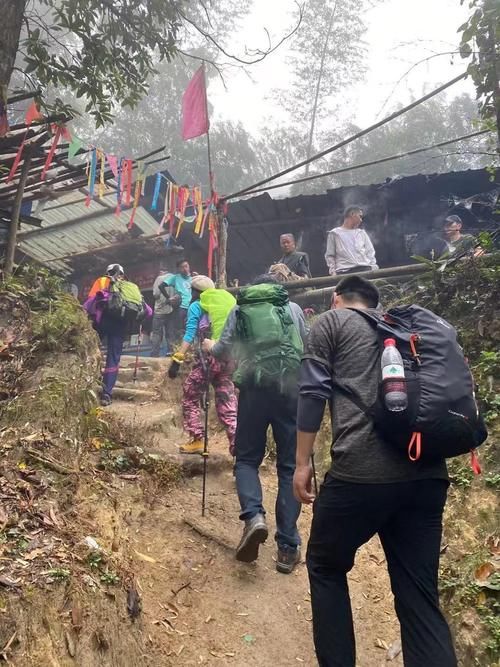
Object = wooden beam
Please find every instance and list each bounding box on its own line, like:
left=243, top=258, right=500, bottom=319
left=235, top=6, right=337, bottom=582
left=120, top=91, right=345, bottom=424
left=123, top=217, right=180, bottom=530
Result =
left=4, top=146, right=33, bottom=276
left=7, top=90, right=41, bottom=105
left=225, top=263, right=430, bottom=294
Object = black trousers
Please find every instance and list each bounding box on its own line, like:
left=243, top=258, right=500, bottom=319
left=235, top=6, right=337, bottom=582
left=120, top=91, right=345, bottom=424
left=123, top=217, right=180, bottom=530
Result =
left=307, top=476, right=457, bottom=667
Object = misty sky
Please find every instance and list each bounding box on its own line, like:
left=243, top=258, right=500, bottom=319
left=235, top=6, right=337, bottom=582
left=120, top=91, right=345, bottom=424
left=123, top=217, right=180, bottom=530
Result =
left=210, top=0, right=475, bottom=133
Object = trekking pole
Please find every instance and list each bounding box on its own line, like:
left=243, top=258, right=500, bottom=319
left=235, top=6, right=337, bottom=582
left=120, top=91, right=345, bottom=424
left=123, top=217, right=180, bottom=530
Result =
left=311, top=452, right=319, bottom=496
left=198, top=341, right=210, bottom=517
left=133, top=325, right=143, bottom=384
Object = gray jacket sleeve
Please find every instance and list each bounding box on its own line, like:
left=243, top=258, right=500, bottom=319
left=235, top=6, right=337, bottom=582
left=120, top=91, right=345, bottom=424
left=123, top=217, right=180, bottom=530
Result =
left=212, top=306, right=238, bottom=359
left=289, top=302, right=309, bottom=345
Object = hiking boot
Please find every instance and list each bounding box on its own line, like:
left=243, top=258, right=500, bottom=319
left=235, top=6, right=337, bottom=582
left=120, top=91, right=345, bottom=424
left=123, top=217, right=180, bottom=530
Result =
left=179, top=439, right=204, bottom=455
left=236, top=514, right=268, bottom=563
left=276, top=546, right=301, bottom=574
left=100, top=395, right=112, bottom=407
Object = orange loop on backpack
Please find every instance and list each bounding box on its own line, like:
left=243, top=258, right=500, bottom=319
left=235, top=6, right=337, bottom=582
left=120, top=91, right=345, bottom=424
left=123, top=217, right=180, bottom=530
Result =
left=410, top=334, right=421, bottom=365
left=408, top=431, right=421, bottom=461
left=470, top=450, right=482, bottom=475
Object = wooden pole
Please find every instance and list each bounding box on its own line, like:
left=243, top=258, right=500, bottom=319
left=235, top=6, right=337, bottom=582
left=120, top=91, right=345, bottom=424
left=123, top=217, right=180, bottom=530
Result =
left=225, top=263, right=430, bottom=294
left=4, top=145, right=33, bottom=276
left=217, top=207, right=228, bottom=288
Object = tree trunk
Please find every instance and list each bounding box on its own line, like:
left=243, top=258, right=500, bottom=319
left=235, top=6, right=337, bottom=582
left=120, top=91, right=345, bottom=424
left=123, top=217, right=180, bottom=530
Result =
left=304, top=2, right=338, bottom=177
left=0, top=0, right=27, bottom=89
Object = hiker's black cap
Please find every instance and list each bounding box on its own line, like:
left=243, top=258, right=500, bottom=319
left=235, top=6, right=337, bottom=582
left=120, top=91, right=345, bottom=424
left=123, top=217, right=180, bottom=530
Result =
left=444, top=214, right=462, bottom=225
left=335, top=275, right=379, bottom=308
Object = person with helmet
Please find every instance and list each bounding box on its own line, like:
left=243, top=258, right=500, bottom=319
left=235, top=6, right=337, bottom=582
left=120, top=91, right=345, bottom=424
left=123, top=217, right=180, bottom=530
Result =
left=85, top=264, right=150, bottom=406
left=168, top=275, right=238, bottom=456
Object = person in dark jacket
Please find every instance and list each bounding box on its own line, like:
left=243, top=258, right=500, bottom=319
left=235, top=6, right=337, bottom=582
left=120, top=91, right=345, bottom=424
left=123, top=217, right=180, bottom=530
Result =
left=294, top=275, right=456, bottom=667
left=276, top=233, right=311, bottom=278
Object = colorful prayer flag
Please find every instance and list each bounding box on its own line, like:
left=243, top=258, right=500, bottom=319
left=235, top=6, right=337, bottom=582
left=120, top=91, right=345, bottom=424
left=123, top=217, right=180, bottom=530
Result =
left=25, top=102, right=42, bottom=125
left=68, top=135, right=84, bottom=160
left=181, top=65, right=209, bottom=141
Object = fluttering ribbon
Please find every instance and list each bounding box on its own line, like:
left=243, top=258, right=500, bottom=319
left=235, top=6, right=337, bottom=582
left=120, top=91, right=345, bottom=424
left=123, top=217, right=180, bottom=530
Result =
left=125, top=159, right=133, bottom=206
left=157, top=181, right=169, bottom=233
left=68, top=135, right=84, bottom=160
left=8, top=103, right=44, bottom=181
left=193, top=186, right=203, bottom=235
left=85, top=148, right=98, bottom=206
left=128, top=161, right=145, bottom=229
left=106, top=154, right=119, bottom=178
left=98, top=150, right=106, bottom=198
left=115, top=158, right=123, bottom=216
left=175, top=187, right=190, bottom=238
left=41, top=125, right=64, bottom=181
left=169, top=184, right=178, bottom=234
left=151, top=172, right=162, bottom=211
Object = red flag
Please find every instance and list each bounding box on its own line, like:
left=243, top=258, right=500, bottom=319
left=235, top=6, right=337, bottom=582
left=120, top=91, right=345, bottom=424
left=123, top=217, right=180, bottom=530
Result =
left=181, top=65, right=209, bottom=140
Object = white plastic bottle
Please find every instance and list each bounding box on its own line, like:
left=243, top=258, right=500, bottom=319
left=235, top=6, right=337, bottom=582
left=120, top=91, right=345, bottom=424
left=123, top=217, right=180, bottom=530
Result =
left=381, top=338, right=408, bottom=412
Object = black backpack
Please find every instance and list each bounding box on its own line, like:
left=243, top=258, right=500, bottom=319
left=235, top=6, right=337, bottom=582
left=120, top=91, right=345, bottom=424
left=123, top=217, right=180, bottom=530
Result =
left=346, top=305, right=487, bottom=470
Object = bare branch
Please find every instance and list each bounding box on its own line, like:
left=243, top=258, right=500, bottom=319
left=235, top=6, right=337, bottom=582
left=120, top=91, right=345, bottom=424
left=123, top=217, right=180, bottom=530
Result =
left=374, top=52, right=461, bottom=120
left=177, top=2, right=304, bottom=66
left=177, top=50, right=229, bottom=89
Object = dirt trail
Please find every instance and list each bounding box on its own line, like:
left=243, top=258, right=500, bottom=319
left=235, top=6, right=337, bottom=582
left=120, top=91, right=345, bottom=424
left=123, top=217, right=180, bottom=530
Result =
left=107, top=361, right=404, bottom=666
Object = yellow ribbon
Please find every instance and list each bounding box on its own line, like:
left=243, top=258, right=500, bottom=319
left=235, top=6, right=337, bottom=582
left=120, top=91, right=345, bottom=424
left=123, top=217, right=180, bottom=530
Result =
left=98, top=150, right=106, bottom=198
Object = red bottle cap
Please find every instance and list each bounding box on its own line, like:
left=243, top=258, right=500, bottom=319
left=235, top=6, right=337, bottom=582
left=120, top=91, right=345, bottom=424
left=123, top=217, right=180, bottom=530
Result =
left=384, top=338, right=396, bottom=347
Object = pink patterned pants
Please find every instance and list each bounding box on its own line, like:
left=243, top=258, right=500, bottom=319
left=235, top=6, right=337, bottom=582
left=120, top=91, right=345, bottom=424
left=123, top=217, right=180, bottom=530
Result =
left=182, top=357, right=238, bottom=454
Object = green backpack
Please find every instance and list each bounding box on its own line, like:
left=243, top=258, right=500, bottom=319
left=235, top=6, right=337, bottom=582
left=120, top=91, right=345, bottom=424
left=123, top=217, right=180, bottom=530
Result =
left=233, top=283, right=303, bottom=391
left=107, top=280, right=145, bottom=323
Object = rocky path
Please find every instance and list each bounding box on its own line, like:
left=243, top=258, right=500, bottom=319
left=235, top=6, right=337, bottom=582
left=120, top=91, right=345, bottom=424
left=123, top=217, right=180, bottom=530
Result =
left=106, top=358, right=404, bottom=666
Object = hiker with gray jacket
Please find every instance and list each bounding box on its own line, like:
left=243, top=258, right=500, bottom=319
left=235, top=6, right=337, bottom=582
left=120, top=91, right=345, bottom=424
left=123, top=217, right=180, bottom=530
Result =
left=203, top=274, right=308, bottom=574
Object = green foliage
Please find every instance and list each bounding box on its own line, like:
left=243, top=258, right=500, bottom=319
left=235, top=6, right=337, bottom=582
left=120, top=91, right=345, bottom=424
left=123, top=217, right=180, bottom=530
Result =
left=472, top=350, right=500, bottom=422
left=2, top=265, right=65, bottom=308
left=87, top=551, right=120, bottom=585
left=20, top=0, right=182, bottom=126
left=479, top=601, right=500, bottom=662
left=2, top=265, right=98, bottom=357
left=458, top=0, right=500, bottom=131
left=447, top=458, right=475, bottom=489
left=484, top=472, right=500, bottom=489
left=31, top=293, right=91, bottom=356
left=285, top=92, right=492, bottom=194
left=280, top=0, right=369, bottom=130
left=46, top=567, right=71, bottom=581
left=393, top=254, right=500, bottom=368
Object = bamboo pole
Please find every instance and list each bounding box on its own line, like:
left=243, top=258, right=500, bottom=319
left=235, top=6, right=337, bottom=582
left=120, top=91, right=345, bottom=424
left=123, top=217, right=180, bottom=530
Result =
left=225, top=263, right=429, bottom=294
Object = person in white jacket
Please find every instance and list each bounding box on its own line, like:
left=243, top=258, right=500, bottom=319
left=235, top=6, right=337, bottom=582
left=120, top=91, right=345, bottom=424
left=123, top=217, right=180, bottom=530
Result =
left=325, top=206, right=378, bottom=276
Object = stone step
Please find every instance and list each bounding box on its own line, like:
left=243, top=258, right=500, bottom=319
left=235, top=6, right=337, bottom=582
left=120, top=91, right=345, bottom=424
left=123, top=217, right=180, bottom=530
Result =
left=120, top=357, right=171, bottom=372
left=115, top=379, right=154, bottom=391
left=111, top=386, right=157, bottom=402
